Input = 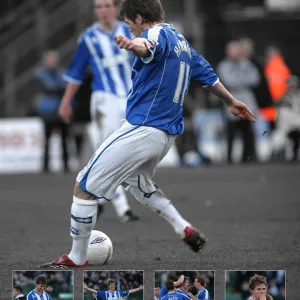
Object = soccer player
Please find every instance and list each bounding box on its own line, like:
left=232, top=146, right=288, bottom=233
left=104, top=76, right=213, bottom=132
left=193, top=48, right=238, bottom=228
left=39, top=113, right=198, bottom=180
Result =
left=194, top=276, right=210, bottom=300
left=27, top=276, right=52, bottom=300
left=161, top=281, right=184, bottom=300
left=160, top=274, right=185, bottom=299
left=83, top=279, right=143, bottom=300
left=41, top=0, right=255, bottom=268
left=13, top=285, right=26, bottom=300
left=247, top=274, right=273, bottom=300
left=59, top=0, right=139, bottom=223
left=176, top=277, right=194, bottom=300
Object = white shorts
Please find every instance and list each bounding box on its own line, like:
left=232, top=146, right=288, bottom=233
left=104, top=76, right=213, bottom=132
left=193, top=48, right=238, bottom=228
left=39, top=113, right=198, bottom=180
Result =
left=90, top=91, right=127, bottom=143
left=76, top=121, right=177, bottom=200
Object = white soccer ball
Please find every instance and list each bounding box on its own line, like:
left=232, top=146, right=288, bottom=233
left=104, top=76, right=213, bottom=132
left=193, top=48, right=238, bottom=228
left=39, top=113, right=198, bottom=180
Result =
left=87, top=230, right=113, bottom=265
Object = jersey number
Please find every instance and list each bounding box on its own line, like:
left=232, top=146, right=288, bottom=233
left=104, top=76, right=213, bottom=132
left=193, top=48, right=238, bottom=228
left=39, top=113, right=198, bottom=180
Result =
left=173, top=61, right=190, bottom=106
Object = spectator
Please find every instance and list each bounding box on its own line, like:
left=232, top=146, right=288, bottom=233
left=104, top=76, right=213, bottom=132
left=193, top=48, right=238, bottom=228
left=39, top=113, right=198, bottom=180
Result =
left=240, top=37, right=276, bottom=132
left=217, top=40, right=259, bottom=164
left=34, top=50, right=70, bottom=173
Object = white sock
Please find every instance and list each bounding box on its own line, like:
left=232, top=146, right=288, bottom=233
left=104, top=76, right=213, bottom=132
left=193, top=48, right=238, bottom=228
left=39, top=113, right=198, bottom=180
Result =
left=111, top=186, right=130, bottom=218
left=128, top=186, right=190, bottom=238
left=68, top=196, right=98, bottom=265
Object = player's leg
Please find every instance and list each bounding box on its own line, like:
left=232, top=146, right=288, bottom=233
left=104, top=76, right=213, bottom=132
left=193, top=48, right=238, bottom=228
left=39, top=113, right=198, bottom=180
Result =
left=95, top=93, right=139, bottom=222
left=125, top=134, right=207, bottom=252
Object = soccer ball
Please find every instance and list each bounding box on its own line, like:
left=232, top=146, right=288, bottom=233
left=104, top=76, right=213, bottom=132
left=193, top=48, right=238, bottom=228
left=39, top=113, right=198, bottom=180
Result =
left=87, top=230, right=113, bottom=265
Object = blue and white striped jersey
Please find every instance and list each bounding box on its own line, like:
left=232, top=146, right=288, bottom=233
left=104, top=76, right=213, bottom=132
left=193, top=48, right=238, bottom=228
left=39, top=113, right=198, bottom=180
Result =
left=64, top=21, right=133, bottom=97
left=161, top=291, right=184, bottom=300
left=96, top=290, right=129, bottom=300
left=26, top=290, right=52, bottom=300
left=197, top=288, right=210, bottom=300
left=176, top=289, right=191, bottom=299
left=126, top=23, right=218, bottom=135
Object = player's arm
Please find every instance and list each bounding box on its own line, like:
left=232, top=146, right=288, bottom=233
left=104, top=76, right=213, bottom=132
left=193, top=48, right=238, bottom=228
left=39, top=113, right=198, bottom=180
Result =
left=191, top=49, right=255, bottom=123
left=187, top=293, right=197, bottom=300
left=83, top=282, right=97, bottom=295
left=128, top=284, right=144, bottom=294
left=59, top=33, right=90, bottom=122
left=115, top=27, right=167, bottom=63
left=174, top=275, right=185, bottom=288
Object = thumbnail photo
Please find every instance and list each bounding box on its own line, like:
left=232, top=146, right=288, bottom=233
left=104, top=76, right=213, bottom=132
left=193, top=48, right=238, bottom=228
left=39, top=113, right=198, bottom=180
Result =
left=83, top=271, right=144, bottom=300
left=12, top=271, right=74, bottom=300
left=155, top=270, right=214, bottom=299
left=225, top=270, right=286, bottom=300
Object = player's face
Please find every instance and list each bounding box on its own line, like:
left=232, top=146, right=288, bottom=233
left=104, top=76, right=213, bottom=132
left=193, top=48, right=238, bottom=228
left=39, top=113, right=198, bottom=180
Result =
left=94, top=0, right=118, bottom=25
left=12, top=288, right=19, bottom=297
left=36, top=284, right=47, bottom=293
left=194, top=279, right=200, bottom=289
left=252, top=284, right=267, bottom=300
left=124, top=17, right=143, bottom=37
left=109, top=283, right=116, bottom=291
left=183, top=281, right=189, bottom=291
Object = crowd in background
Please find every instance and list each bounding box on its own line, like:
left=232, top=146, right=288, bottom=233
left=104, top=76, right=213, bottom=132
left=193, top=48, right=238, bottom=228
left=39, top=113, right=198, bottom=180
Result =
left=155, top=271, right=215, bottom=299
left=226, top=271, right=285, bottom=300
left=28, top=35, right=300, bottom=172
left=12, top=271, right=73, bottom=299
left=84, top=271, right=143, bottom=300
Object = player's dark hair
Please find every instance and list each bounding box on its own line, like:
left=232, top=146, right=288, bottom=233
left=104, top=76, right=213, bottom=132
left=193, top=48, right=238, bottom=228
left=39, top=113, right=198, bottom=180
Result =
left=13, top=285, right=23, bottom=293
left=195, top=276, right=205, bottom=287
left=94, top=0, right=119, bottom=6
left=187, top=286, right=198, bottom=296
left=120, top=0, right=165, bottom=24
left=108, top=279, right=116, bottom=285
left=168, top=273, right=178, bottom=282
left=165, top=280, right=174, bottom=291
left=249, top=274, right=268, bottom=291
left=36, top=275, right=47, bottom=285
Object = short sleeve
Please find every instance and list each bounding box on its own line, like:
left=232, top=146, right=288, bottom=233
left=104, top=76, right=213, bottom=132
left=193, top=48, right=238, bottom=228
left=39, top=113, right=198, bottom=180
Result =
left=191, top=48, right=219, bottom=87
left=140, top=26, right=168, bottom=64
left=26, top=294, right=32, bottom=300
left=96, top=291, right=105, bottom=300
left=63, top=33, right=91, bottom=84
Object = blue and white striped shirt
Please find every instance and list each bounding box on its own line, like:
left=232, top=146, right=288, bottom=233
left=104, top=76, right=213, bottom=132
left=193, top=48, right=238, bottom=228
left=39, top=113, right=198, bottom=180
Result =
left=27, top=290, right=52, bottom=300
left=197, top=288, right=210, bottom=300
left=96, top=290, right=129, bottom=300
left=64, top=21, right=133, bottom=97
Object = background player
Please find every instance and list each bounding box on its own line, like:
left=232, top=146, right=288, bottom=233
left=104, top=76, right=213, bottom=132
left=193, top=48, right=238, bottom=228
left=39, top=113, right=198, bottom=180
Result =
left=83, top=279, right=143, bottom=300
left=248, top=274, right=273, bottom=300
left=42, top=0, right=255, bottom=268
left=194, top=276, right=210, bottom=300
left=59, top=0, right=139, bottom=222
left=12, top=286, right=26, bottom=300
left=161, top=280, right=184, bottom=300
left=26, top=276, right=52, bottom=300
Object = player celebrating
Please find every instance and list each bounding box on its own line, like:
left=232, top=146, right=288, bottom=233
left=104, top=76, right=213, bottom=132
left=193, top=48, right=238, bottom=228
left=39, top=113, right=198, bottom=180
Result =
left=83, top=279, right=143, bottom=300
left=27, top=276, right=52, bottom=300
left=41, top=0, right=255, bottom=268
left=161, top=281, right=184, bottom=300
left=160, top=274, right=185, bottom=299
left=194, top=276, right=210, bottom=300
left=247, top=274, right=273, bottom=300
left=59, top=0, right=139, bottom=223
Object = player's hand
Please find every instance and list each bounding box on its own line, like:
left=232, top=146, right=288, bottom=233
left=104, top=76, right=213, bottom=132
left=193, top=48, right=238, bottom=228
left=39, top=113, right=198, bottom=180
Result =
left=178, top=275, right=185, bottom=285
left=83, top=282, right=88, bottom=289
left=139, top=285, right=144, bottom=290
left=114, top=35, right=135, bottom=50
left=259, top=295, right=267, bottom=300
left=46, top=286, right=53, bottom=292
left=228, top=99, right=255, bottom=123
left=59, top=102, right=72, bottom=123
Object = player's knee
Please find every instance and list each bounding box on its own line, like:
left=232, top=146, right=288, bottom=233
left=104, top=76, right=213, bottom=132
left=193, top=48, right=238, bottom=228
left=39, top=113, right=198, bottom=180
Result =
left=74, top=182, right=97, bottom=200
